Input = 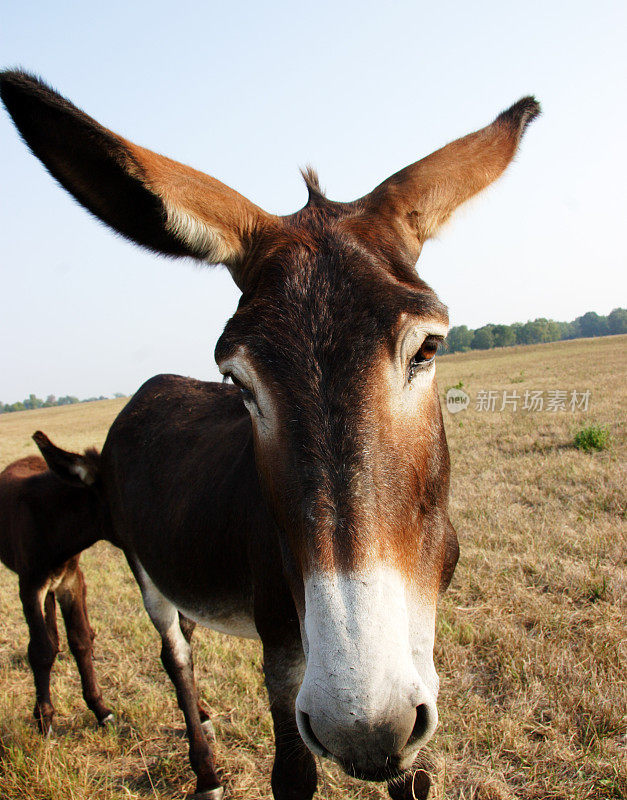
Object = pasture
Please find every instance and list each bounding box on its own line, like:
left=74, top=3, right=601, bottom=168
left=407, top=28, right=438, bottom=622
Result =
left=0, top=335, right=624, bottom=800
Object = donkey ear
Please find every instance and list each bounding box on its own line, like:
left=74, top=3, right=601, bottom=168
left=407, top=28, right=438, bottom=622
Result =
left=362, top=97, right=540, bottom=260
left=32, top=431, right=99, bottom=487
left=0, top=71, right=275, bottom=289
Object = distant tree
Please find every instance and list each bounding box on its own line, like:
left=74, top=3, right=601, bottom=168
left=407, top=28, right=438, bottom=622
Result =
left=545, top=320, right=562, bottom=341
left=492, top=324, right=516, bottom=348
left=447, top=325, right=474, bottom=352
left=44, top=394, right=56, bottom=407
left=576, top=311, right=609, bottom=338
left=516, top=321, right=536, bottom=344
left=608, top=307, right=627, bottom=335
left=472, top=325, right=494, bottom=350
left=533, top=318, right=555, bottom=343
left=518, top=319, right=554, bottom=344
left=556, top=320, right=575, bottom=340
left=114, top=392, right=126, bottom=398
left=568, top=317, right=582, bottom=339
left=24, top=394, right=44, bottom=410
left=510, top=322, right=523, bottom=341
left=57, top=395, right=79, bottom=406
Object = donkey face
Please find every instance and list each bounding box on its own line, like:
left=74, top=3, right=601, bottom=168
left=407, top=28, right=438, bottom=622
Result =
left=1, top=71, right=539, bottom=781
left=215, top=221, right=456, bottom=777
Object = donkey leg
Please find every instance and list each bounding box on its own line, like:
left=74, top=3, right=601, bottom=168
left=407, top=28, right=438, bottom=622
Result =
left=42, top=591, right=61, bottom=727
left=134, top=566, right=222, bottom=799
left=44, top=591, right=60, bottom=658
left=19, top=578, right=59, bottom=734
left=57, top=563, right=113, bottom=725
left=179, top=613, right=215, bottom=738
left=263, top=641, right=317, bottom=800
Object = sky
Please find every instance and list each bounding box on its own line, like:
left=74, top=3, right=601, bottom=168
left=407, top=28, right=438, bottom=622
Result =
left=0, top=0, right=625, bottom=401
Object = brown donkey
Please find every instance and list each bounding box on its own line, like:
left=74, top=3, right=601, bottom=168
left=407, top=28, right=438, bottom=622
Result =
left=32, top=431, right=218, bottom=740
left=0, top=71, right=539, bottom=799
left=0, top=433, right=113, bottom=733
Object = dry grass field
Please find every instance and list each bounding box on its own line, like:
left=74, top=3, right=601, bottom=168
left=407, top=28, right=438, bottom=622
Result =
left=0, top=335, right=625, bottom=800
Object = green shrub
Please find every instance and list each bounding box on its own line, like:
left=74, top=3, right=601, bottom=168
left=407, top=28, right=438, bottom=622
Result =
left=573, top=425, right=611, bottom=452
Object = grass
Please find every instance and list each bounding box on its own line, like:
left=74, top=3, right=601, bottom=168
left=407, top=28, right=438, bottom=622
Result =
left=0, top=334, right=625, bottom=799
left=574, top=425, right=612, bottom=452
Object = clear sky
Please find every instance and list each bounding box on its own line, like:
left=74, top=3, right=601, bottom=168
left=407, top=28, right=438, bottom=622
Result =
left=1, top=0, right=625, bottom=401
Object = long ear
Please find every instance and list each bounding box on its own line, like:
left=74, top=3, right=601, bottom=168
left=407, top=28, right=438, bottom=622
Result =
left=0, top=71, right=276, bottom=289
left=32, top=431, right=100, bottom=487
left=362, top=97, right=540, bottom=261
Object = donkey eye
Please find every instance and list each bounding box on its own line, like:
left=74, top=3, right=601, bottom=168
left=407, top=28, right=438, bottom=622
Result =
left=408, top=336, right=441, bottom=382
left=224, top=372, right=257, bottom=406
left=240, top=386, right=255, bottom=403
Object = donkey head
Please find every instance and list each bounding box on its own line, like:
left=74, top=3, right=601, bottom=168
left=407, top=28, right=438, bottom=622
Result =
left=1, top=72, right=539, bottom=781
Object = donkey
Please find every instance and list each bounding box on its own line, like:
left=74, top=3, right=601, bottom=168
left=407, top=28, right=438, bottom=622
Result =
left=30, top=431, right=218, bottom=741
left=0, top=433, right=113, bottom=734
left=0, top=71, right=539, bottom=799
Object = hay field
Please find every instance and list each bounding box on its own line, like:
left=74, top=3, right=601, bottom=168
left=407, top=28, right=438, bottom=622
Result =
left=0, top=336, right=625, bottom=800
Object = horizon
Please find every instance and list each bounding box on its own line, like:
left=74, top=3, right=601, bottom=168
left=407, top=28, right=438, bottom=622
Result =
left=1, top=0, right=625, bottom=400
left=3, top=322, right=624, bottom=408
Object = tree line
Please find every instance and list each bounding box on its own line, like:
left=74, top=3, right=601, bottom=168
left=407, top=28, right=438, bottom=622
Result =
left=445, top=308, right=627, bottom=353
left=3, top=308, right=624, bottom=412
left=1, top=392, right=127, bottom=415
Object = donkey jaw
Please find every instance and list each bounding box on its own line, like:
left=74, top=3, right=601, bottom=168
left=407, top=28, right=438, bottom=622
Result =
left=295, top=567, right=439, bottom=778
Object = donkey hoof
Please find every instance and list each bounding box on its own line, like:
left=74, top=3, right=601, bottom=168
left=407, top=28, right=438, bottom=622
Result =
left=99, top=712, right=115, bottom=727
left=388, top=769, right=431, bottom=800
left=35, top=706, right=55, bottom=736
left=201, top=718, right=216, bottom=741
left=36, top=717, right=54, bottom=737
left=186, top=788, right=224, bottom=800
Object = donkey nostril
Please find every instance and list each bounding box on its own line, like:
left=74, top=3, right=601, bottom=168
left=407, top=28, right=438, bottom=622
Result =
left=408, top=703, right=431, bottom=746
left=296, top=710, right=328, bottom=757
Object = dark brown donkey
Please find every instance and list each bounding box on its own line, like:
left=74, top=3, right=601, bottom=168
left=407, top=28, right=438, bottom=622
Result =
left=0, top=434, right=113, bottom=733
left=0, top=71, right=539, bottom=800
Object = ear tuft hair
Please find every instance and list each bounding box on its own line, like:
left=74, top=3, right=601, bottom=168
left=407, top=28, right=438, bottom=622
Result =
left=496, top=96, right=541, bottom=139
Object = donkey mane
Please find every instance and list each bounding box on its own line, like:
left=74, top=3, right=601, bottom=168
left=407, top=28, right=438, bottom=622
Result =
left=300, top=165, right=325, bottom=203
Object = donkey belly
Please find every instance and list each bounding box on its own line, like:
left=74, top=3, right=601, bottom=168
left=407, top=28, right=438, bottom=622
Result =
left=173, top=597, right=259, bottom=640
left=125, top=521, right=259, bottom=642
left=130, top=546, right=259, bottom=640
